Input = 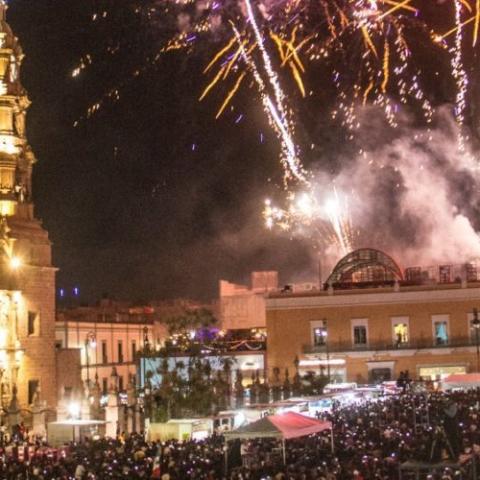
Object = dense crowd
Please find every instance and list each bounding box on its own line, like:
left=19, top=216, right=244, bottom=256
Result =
left=0, top=389, right=479, bottom=479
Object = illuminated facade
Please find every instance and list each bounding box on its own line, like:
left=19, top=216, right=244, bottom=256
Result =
left=0, top=2, right=58, bottom=410
left=267, top=249, right=480, bottom=384
left=55, top=300, right=155, bottom=396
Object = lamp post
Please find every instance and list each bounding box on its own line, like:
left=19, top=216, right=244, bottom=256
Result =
left=321, top=320, right=330, bottom=383
left=143, top=326, right=150, bottom=352
left=472, top=308, right=480, bottom=372
left=84, top=331, right=96, bottom=388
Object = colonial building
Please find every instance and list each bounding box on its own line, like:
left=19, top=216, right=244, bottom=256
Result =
left=55, top=299, right=155, bottom=396
left=0, top=2, right=58, bottom=411
left=267, top=249, right=480, bottom=384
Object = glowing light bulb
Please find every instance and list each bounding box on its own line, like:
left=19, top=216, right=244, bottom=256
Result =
left=9, top=257, right=21, bottom=270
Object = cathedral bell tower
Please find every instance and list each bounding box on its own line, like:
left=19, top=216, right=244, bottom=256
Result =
left=0, top=0, right=33, bottom=218
left=0, top=1, right=58, bottom=414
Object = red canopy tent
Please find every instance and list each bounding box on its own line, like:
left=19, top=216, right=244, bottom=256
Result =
left=224, top=412, right=333, bottom=466
left=224, top=411, right=332, bottom=440
left=442, top=373, right=480, bottom=390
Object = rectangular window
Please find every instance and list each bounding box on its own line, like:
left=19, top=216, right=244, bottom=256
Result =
left=432, top=314, right=450, bottom=345
left=351, top=318, right=368, bottom=347
left=101, top=341, right=108, bottom=364
left=313, top=327, right=326, bottom=346
left=310, top=320, right=327, bottom=347
left=27, top=311, right=38, bottom=336
left=118, top=375, right=124, bottom=392
left=118, top=341, right=123, bottom=363
left=131, top=341, right=136, bottom=360
left=102, top=378, right=108, bottom=395
left=28, top=379, right=39, bottom=405
left=391, top=317, right=409, bottom=346
left=432, top=315, right=449, bottom=345
left=313, top=326, right=327, bottom=346
left=353, top=326, right=367, bottom=345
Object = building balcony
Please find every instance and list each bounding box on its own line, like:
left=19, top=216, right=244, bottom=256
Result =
left=303, top=336, right=478, bottom=354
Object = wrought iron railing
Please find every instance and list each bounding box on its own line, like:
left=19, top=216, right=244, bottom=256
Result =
left=303, top=336, right=476, bottom=354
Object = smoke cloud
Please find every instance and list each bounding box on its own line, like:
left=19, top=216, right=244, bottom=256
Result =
left=316, top=106, right=480, bottom=270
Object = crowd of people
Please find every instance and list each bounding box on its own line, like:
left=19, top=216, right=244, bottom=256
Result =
left=0, top=389, right=479, bottom=478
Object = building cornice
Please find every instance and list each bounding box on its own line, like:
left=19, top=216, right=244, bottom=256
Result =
left=266, top=285, right=480, bottom=310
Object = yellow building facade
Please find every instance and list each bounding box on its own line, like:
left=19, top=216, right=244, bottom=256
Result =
left=266, top=249, right=480, bottom=384
left=0, top=2, right=58, bottom=412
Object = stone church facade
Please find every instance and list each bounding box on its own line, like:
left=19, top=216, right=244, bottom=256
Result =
left=0, top=2, right=58, bottom=412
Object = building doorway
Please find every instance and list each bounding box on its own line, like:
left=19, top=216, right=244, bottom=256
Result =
left=369, top=368, right=392, bottom=383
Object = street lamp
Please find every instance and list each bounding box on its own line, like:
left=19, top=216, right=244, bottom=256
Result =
left=472, top=308, right=480, bottom=372
left=143, top=326, right=150, bottom=352
left=321, top=320, right=330, bottom=383
left=84, top=331, right=96, bottom=388
left=9, top=257, right=21, bottom=270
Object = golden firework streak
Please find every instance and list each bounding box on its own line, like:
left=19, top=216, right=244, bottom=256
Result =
left=223, top=41, right=249, bottom=80
left=474, top=0, right=480, bottom=45
left=215, top=72, right=246, bottom=118
left=376, top=0, right=413, bottom=22
left=289, top=61, right=306, bottom=97
left=203, top=36, right=237, bottom=73
left=381, top=40, right=390, bottom=93
left=438, top=15, right=475, bottom=39
left=381, top=0, right=416, bottom=13
left=361, top=26, right=378, bottom=58
left=363, top=80, right=374, bottom=105
left=199, top=65, right=227, bottom=101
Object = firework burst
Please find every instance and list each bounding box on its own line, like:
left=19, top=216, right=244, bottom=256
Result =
left=71, top=0, right=480, bottom=257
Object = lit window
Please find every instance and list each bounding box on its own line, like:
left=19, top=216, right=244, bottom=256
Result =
left=434, top=321, right=449, bottom=345
left=432, top=314, right=449, bottom=346
left=313, top=326, right=327, bottom=346
left=393, top=323, right=409, bottom=345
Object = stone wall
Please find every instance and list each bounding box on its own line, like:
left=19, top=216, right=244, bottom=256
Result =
left=56, top=348, right=82, bottom=398
left=17, top=266, right=58, bottom=410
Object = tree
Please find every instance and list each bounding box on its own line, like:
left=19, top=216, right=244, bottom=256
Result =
left=163, top=308, right=217, bottom=337
left=235, top=370, right=244, bottom=408
left=283, top=368, right=291, bottom=400
left=272, top=367, right=282, bottom=402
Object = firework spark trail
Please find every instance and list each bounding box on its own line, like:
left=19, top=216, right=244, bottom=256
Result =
left=229, top=21, right=309, bottom=188
left=243, top=0, right=309, bottom=185
left=452, top=0, right=468, bottom=149
left=324, top=188, right=353, bottom=255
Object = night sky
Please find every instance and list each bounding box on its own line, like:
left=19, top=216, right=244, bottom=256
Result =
left=7, top=0, right=315, bottom=303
